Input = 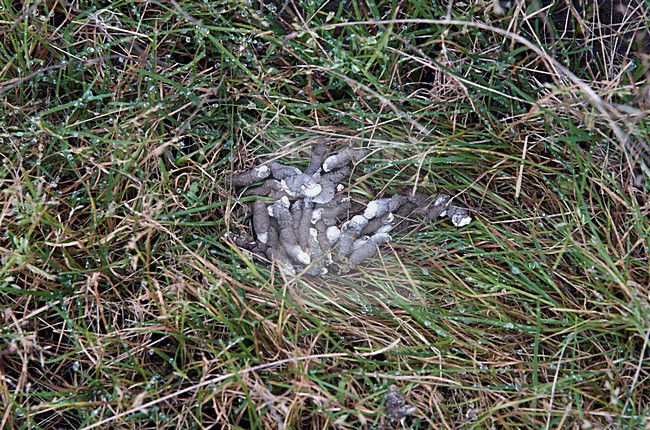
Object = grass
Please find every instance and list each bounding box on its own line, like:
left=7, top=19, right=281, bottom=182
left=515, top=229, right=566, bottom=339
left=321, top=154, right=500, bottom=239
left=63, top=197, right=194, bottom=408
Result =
left=1, top=0, right=649, bottom=428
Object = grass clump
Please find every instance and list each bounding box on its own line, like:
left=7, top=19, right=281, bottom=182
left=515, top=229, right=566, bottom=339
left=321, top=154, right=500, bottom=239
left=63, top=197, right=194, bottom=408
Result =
left=1, top=0, right=649, bottom=428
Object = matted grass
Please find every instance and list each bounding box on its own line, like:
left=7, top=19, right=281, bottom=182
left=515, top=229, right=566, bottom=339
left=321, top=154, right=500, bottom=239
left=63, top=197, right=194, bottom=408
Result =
left=1, top=0, right=648, bottom=428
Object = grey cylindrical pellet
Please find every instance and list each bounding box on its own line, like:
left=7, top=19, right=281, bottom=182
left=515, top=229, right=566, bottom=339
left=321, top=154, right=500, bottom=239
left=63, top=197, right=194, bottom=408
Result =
left=297, top=201, right=313, bottom=248
left=326, top=225, right=340, bottom=245
left=425, top=194, right=451, bottom=219
left=279, top=227, right=311, bottom=265
left=348, top=233, right=391, bottom=266
left=268, top=161, right=301, bottom=180
left=362, top=215, right=392, bottom=235
left=242, top=179, right=286, bottom=199
left=305, top=139, right=328, bottom=176
left=389, top=194, right=407, bottom=211
left=223, top=232, right=256, bottom=249
left=362, top=217, right=381, bottom=235
left=314, top=219, right=329, bottom=249
left=408, top=192, right=451, bottom=219
left=447, top=205, right=472, bottom=227
left=279, top=225, right=298, bottom=247
left=282, top=174, right=322, bottom=198
left=269, top=197, right=292, bottom=228
left=349, top=215, right=368, bottom=230
left=338, top=222, right=362, bottom=259
left=320, top=166, right=350, bottom=184
left=364, top=198, right=391, bottom=219
left=311, top=178, right=336, bottom=204
left=307, top=228, right=327, bottom=276
left=322, top=148, right=371, bottom=172
left=408, top=192, right=431, bottom=214
left=252, top=200, right=271, bottom=244
left=226, top=165, right=270, bottom=187
left=285, top=245, right=311, bottom=265
left=319, top=198, right=351, bottom=226
left=291, top=200, right=303, bottom=232
left=265, top=245, right=295, bottom=275
left=266, top=226, right=279, bottom=248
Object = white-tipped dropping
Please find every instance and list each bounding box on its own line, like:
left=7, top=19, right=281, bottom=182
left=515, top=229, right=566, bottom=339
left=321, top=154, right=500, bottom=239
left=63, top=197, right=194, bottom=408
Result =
left=254, top=165, right=270, bottom=178
left=348, top=233, right=391, bottom=265
left=326, top=226, right=341, bottom=244
left=268, top=196, right=290, bottom=217
left=434, top=194, right=450, bottom=206
left=350, top=214, right=369, bottom=229
left=311, top=208, right=323, bottom=223
left=286, top=245, right=311, bottom=265
left=364, top=199, right=390, bottom=219
left=353, top=236, right=369, bottom=250
left=257, top=232, right=268, bottom=244
left=301, top=182, right=322, bottom=198
left=322, top=155, right=338, bottom=172
left=451, top=212, right=472, bottom=227
left=376, top=224, right=393, bottom=234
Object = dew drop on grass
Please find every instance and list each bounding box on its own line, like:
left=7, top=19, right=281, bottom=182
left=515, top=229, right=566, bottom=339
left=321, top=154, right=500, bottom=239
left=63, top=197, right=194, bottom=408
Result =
left=503, top=322, right=514, bottom=329
left=511, top=266, right=521, bottom=275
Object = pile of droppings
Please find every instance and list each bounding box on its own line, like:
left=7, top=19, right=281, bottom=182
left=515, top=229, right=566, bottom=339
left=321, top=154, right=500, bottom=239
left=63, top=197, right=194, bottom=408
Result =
left=225, top=140, right=472, bottom=275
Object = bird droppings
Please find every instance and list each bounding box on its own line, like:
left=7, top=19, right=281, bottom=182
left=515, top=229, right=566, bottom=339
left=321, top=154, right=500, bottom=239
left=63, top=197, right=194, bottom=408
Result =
left=348, top=233, right=391, bottom=265
left=447, top=205, right=473, bottom=227
left=252, top=200, right=270, bottom=244
left=384, top=385, right=417, bottom=421
left=268, top=161, right=301, bottom=179
left=224, top=139, right=473, bottom=275
left=322, top=147, right=371, bottom=172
